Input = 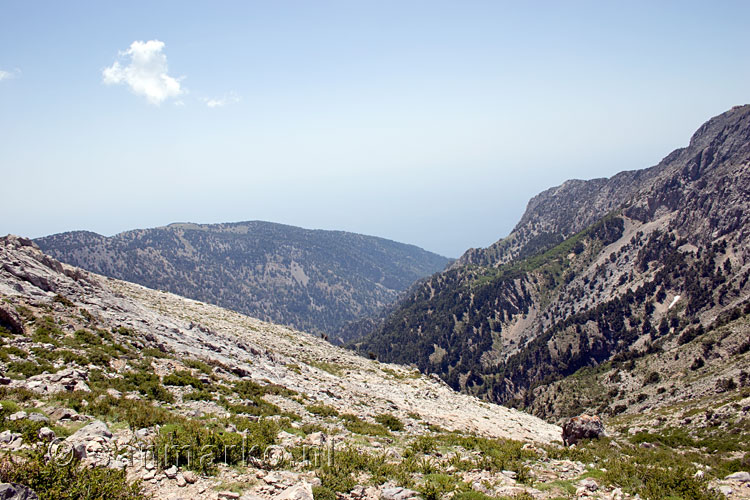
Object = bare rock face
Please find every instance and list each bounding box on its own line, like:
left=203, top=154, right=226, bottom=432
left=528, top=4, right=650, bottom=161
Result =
left=562, top=415, right=605, bottom=446
left=20, top=367, right=90, bottom=395
left=0, top=304, right=24, bottom=336
left=0, top=483, right=39, bottom=500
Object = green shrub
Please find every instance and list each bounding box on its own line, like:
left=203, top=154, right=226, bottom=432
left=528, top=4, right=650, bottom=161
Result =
left=220, top=396, right=280, bottom=417
left=163, top=370, right=204, bottom=390
left=183, top=389, right=215, bottom=402
left=375, top=413, right=404, bottom=432
left=154, top=418, right=277, bottom=474
left=7, top=360, right=54, bottom=377
left=420, top=473, right=466, bottom=500
left=340, top=414, right=390, bottom=437
left=306, top=404, right=339, bottom=417
left=234, top=379, right=297, bottom=399
left=0, top=449, right=145, bottom=500
left=185, top=359, right=212, bottom=374
left=312, top=486, right=338, bottom=500
left=141, top=347, right=169, bottom=358
left=73, top=329, right=102, bottom=346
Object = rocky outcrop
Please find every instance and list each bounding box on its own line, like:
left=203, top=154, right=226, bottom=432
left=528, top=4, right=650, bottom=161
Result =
left=0, top=484, right=39, bottom=500
left=0, top=304, right=24, bottom=336
left=17, top=367, right=90, bottom=395
left=562, top=415, right=606, bottom=446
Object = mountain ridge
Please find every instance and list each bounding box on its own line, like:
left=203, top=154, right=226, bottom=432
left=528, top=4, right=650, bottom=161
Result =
left=352, top=104, right=750, bottom=421
left=456, top=104, right=750, bottom=269
left=35, top=220, right=451, bottom=337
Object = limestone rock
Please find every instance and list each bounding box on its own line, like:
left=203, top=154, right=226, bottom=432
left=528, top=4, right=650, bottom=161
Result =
left=562, top=415, right=605, bottom=446
left=0, top=483, right=39, bottom=500
left=37, top=427, right=55, bottom=442
left=725, top=471, right=750, bottom=482
left=381, top=487, right=420, bottom=500
left=164, top=465, right=178, bottom=479
left=275, top=483, right=314, bottom=500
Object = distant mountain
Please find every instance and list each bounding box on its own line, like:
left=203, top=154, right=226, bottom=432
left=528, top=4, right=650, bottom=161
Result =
left=352, top=105, right=750, bottom=420
left=35, top=221, right=451, bottom=337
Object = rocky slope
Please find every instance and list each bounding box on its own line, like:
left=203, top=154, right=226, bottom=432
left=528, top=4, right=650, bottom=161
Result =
left=351, top=105, right=750, bottom=422
left=1, top=236, right=747, bottom=499
left=35, top=221, right=451, bottom=340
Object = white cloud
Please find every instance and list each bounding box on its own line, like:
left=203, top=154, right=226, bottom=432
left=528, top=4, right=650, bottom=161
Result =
left=0, top=68, right=21, bottom=82
left=102, top=40, right=183, bottom=105
left=202, top=91, right=240, bottom=108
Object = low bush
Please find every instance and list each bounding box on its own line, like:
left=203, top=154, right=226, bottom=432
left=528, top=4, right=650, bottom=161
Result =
left=163, top=370, right=204, bottom=390
left=154, top=418, right=277, bottom=474
left=340, top=414, right=390, bottom=437
left=0, top=449, right=145, bottom=500
left=375, top=413, right=404, bottom=432
left=306, top=404, right=339, bottom=417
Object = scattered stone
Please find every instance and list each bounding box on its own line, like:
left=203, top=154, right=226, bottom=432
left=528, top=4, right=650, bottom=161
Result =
left=725, top=471, right=750, bottom=482
left=718, top=486, right=733, bottom=496
left=305, top=432, right=327, bottom=446
left=175, top=473, right=187, bottom=487
left=0, top=482, right=39, bottom=500
left=381, top=486, right=420, bottom=500
left=578, top=478, right=599, bottom=492
left=37, top=427, right=55, bottom=442
left=182, top=471, right=197, bottom=484
left=501, top=470, right=517, bottom=480
left=562, top=415, right=605, bottom=446
left=66, top=420, right=112, bottom=444
left=218, top=492, right=240, bottom=500
left=8, top=411, right=27, bottom=421
left=106, top=388, right=122, bottom=399
left=49, top=407, right=82, bottom=421
left=86, top=441, right=103, bottom=453
left=164, top=465, right=178, bottom=479
left=275, top=483, right=314, bottom=500
left=27, top=413, right=49, bottom=424
left=142, top=470, right=155, bottom=481
left=23, top=368, right=89, bottom=394
left=0, top=431, right=18, bottom=444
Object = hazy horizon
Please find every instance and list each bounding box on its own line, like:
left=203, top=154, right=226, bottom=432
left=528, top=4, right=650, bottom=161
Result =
left=2, top=1, right=749, bottom=257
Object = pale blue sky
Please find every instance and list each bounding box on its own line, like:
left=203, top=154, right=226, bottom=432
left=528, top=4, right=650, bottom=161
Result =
left=1, top=1, right=749, bottom=257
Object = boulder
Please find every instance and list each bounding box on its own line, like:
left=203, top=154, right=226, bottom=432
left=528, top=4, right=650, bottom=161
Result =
left=275, top=483, right=314, bottom=500
left=725, top=471, right=750, bottom=482
left=37, top=427, right=56, bottom=442
left=27, top=413, right=49, bottom=424
left=164, top=465, right=178, bottom=479
left=0, top=304, right=25, bottom=336
left=561, top=415, right=605, bottom=446
left=0, top=483, right=39, bottom=500
left=64, top=420, right=112, bottom=459
left=24, top=368, right=89, bottom=395
left=381, top=487, right=420, bottom=500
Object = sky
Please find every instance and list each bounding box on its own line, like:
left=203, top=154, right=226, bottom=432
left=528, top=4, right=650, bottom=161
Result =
left=1, top=1, right=749, bottom=258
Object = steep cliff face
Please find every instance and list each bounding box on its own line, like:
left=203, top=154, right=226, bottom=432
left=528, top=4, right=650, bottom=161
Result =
left=353, top=105, right=750, bottom=418
left=35, top=221, right=450, bottom=336
left=458, top=105, right=750, bottom=269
